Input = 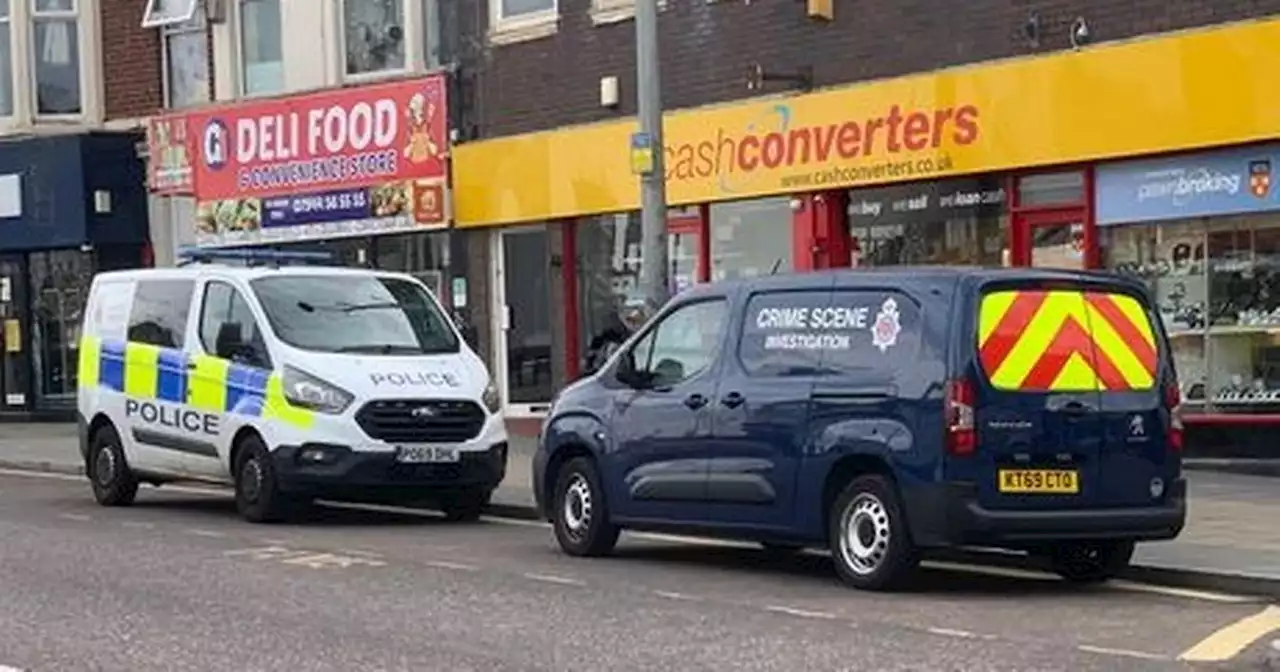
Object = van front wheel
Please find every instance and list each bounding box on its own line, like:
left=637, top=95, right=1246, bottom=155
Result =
left=829, top=475, right=918, bottom=591
left=1046, top=541, right=1134, bottom=583
left=233, top=437, right=295, bottom=524
left=552, top=457, right=619, bottom=557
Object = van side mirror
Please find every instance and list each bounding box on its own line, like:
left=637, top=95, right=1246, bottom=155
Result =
left=615, top=351, right=650, bottom=388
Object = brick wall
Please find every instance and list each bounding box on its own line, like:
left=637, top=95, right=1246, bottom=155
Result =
left=469, top=0, right=1280, bottom=139
left=100, top=0, right=163, bottom=121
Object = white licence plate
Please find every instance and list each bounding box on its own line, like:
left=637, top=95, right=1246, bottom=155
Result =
left=396, top=445, right=461, bottom=464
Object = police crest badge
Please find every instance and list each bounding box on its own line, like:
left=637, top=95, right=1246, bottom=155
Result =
left=871, top=298, right=901, bottom=353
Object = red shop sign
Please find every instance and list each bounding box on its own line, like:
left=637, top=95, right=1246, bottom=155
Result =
left=187, top=74, right=448, bottom=202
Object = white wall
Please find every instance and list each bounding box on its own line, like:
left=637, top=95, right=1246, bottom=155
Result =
left=212, top=0, right=435, bottom=101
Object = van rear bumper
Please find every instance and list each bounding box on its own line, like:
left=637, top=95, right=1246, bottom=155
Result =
left=910, top=478, right=1187, bottom=547
left=270, top=442, right=508, bottom=503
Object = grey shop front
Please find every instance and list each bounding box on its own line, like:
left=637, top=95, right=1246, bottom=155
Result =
left=0, top=132, right=150, bottom=420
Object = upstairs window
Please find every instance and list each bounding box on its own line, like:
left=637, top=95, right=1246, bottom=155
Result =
left=163, top=14, right=210, bottom=108
left=239, top=0, right=282, bottom=94
left=342, top=0, right=404, bottom=77
left=0, top=0, right=12, bottom=116
left=494, top=0, right=556, bottom=25
left=32, top=0, right=79, bottom=115
left=142, top=0, right=198, bottom=28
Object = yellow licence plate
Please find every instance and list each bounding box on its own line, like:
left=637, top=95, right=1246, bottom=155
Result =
left=998, top=469, right=1079, bottom=494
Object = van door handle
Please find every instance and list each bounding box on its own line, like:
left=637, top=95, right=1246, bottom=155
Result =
left=1060, top=401, right=1090, bottom=416
left=683, top=393, right=708, bottom=410
left=720, top=392, right=745, bottom=409
left=186, top=361, right=199, bottom=370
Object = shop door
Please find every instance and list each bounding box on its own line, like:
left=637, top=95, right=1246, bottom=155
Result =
left=1016, top=211, right=1087, bottom=270
left=0, top=255, right=29, bottom=411
left=493, top=226, right=554, bottom=417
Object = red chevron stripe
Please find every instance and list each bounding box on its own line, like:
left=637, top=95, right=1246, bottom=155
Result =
left=1084, top=292, right=1157, bottom=375
left=1019, top=316, right=1132, bottom=390
left=979, top=291, right=1048, bottom=374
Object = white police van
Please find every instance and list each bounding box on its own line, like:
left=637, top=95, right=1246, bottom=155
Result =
left=77, top=248, right=508, bottom=523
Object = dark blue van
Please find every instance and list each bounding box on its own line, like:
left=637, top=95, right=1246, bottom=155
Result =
left=531, top=267, right=1186, bottom=591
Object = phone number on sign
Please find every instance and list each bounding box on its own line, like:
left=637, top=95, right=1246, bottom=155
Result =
left=290, top=191, right=369, bottom=214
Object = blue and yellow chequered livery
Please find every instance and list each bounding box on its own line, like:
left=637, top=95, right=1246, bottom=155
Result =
left=78, top=335, right=314, bottom=429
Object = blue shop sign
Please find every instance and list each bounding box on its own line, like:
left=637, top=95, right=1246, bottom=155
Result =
left=1095, top=144, right=1280, bottom=226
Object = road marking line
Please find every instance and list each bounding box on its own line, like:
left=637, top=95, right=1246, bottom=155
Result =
left=1107, top=579, right=1255, bottom=604
left=479, top=515, right=546, bottom=528
left=1179, top=605, right=1280, bottom=662
left=764, top=605, right=838, bottom=620
left=653, top=590, right=700, bottom=602
left=120, top=521, right=154, bottom=529
left=57, top=513, right=91, bottom=522
left=923, top=560, right=1055, bottom=582
left=186, top=528, right=225, bottom=538
left=426, top=560, right=479, bottom=572
left=1078, top=644, right=1168, bottom=661
left=0, top=665, right=26, bottom=672
left=523, top=572, right=585, bottom=587
left=927, top=627, right=980, bottom=639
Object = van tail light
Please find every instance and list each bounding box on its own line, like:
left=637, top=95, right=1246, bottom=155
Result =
left=945, top=377, right=977, bottom=457
left=1163, top=379, right=1183, bottom=452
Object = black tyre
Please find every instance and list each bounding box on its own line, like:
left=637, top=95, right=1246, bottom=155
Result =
left=828, top=474, right=919, bottom=591
left=552, top=457, right=620, bottom=557
left=88, top=424, right=138, bottom=507
left=233, top=436, right=295, bottom=523
left=1047, top=541, right=1134, bottom=583
left=440, top=489, right=490, bottom=522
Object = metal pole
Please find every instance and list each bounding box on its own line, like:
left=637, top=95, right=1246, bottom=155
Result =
left=635, top=0, right=669, bottom=316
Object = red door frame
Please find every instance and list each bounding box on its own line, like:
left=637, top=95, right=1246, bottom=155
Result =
left=1006, top=167, right=1099, bottom=269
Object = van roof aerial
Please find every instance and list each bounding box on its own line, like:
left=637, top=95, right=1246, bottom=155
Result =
left=174, top=246, right=335, bottom=269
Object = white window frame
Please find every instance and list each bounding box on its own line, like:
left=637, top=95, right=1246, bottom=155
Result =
left=160, top=13, right=209, bottom=109
left=142, top=0, right=198, bottom=30
left=589, top=0, right=666, bottom=26
left=235, top=0, right=282, bottom=97
left=338, top=0, right=408, bottom=83
left=30, top=0, right=84, bottom=120
left=489, top=0, right=558, bottom=45
left=0, top=1, right=13, bottom=119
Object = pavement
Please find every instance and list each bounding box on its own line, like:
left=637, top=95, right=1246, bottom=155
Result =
left=1, top=421, right=1278, bottom=600
left=0, top=471, right=1278, bottom=671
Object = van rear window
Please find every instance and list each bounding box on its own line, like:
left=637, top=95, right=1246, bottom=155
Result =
left=977, top=288, right=1159, bottom=392
left=739, top=289, right=924, bottom=377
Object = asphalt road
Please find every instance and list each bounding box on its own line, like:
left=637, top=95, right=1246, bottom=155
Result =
left=0, top=471, right=1276, bottom=672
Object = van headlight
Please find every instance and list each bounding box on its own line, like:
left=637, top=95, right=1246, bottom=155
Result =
left=282, top=366, right=353, bottom=414
left=482, top=382, right=501, bottom=414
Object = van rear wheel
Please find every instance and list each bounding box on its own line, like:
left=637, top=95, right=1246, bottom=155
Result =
left=88, top=425, right=138, bottom=507
left=1047, top=541, right=1134, bottom=583
left=829, top=475, right=918, bottom=591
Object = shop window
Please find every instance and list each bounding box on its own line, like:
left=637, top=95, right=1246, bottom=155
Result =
left=342, top=0, right=405, bottom=77
left=710, top=197, right=792, bottom=281
left=30, top=249, right=93, bottom=402
left=847, top=178, right=1006, bottom=267
left=126, top=279, right=195, bottom=348
left=239, top=0, right=283, bottom=95
left=32, top=0, right=80, bottom=116
left=163, top=14, right=210, bottom=108
left=0, top=1, right=13, bottom=116
left=1017, top=171, right=1085, bottom=207
left=1105, top=213, right=1280, bottom=413
left=576, top=212, right=644, bottom=371
left=375, top=231, right=447, bottom=296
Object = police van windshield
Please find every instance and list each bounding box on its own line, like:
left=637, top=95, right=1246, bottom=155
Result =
left=251, top=275, right=460, bottom=355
